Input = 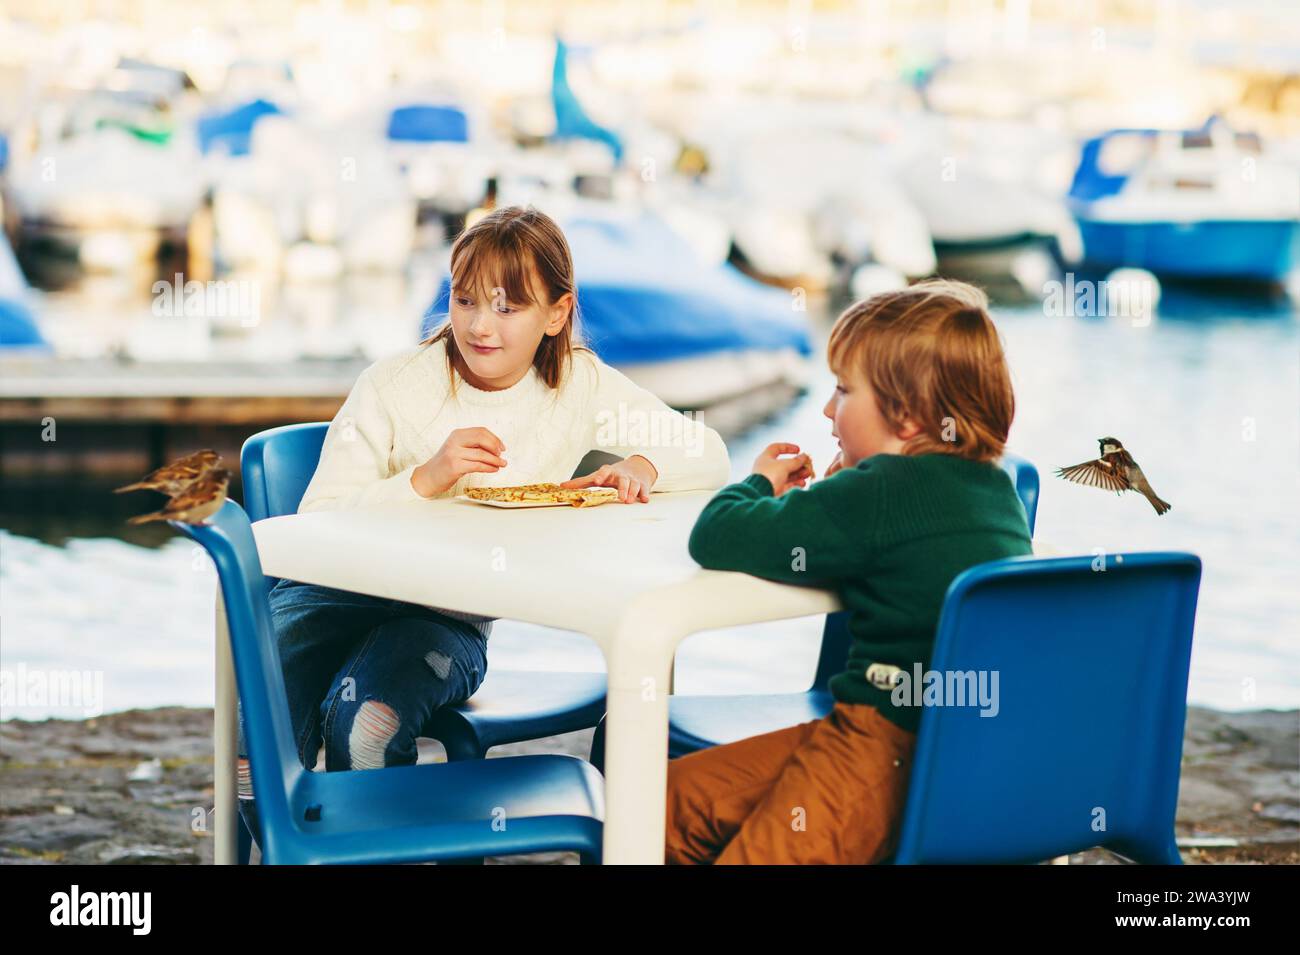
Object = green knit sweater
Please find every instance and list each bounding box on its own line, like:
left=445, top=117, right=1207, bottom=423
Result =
left=687, top=452, right=1033, bottom=733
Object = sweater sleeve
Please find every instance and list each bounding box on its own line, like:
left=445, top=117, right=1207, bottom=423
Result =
left=583, top=355, right=731, bottom=492
left=687, top=471, right=872, bottom=585
left=297, top=366, right=427, bottom=513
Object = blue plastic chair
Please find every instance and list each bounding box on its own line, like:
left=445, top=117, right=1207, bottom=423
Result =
left=242, top=422, right=608, bottom=756
left=174, top=500, right=604, bottom=864
left=240, top=426, right=608, bottom=821
left=891, top=551, right=1201, bottom=863
left=236, top=423, right=608, bottom=858
left=589, top=452, right=1040, bottom=767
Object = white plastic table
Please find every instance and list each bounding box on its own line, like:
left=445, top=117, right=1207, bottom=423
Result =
left=212, top=489, right=841, bottom=864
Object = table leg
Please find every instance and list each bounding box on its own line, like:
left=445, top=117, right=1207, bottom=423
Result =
left=214, top=585, right=238, bottom=865
left=599, top=607, right=681, bottom=865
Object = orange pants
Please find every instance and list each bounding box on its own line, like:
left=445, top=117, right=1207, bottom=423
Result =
left=665, top=702, right=916, bottom=864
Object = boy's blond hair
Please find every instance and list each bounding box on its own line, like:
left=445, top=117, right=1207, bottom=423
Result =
left=827, top=279, right=1014, bottom=464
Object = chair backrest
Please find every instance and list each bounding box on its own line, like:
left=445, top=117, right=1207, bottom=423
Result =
left=241, top=422, right=330, bottom=522
left=811, top=453, right=1041, bottom=691
left=892, top=551, right=1201, bottom=864
left=170, top=503, right=308, bottom=849
left=998, top=451, right=1040, bottom=537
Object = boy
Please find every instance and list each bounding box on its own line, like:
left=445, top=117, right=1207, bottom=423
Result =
left=671, top=279, right=1033, bottom=865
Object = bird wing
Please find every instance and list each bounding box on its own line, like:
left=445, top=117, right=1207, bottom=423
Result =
left=158, top=451, right=221, bottom=481
left=1055, top=459, right=1131, bottom=493
left=160, top=478, right=223, bottom=515
left=116, top=451, right=221, bottom=493
left=166, top=462, right=214, bottom=484
left=176, top=449, right=220, bottom=469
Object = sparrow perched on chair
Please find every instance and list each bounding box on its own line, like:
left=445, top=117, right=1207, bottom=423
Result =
left=1055, top=437, right=1171, bottom=515
left=127, top=467, right=233, bottom=525
left=114, top=449, right=223, bottom=496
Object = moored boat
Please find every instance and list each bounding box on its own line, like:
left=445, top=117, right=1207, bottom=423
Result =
left=1069, top=119, right=1300, bottom=283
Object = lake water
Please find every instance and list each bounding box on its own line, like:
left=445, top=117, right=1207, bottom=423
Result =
left=2, top=288, right=1298, bottom=721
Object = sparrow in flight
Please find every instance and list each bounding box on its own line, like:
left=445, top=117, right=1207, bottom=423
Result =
left=1056, top=437, right=1171, bottom=515
left=127, top=467, right=233, bottom=525
left=115, top=449, right=223, bottom=497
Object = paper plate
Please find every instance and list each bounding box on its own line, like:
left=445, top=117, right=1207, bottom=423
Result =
left=458, top=496, right=571, bottom=509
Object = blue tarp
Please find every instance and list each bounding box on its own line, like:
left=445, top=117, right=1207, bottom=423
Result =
left=0, top=299, right=47, bottom=348
left=387, top=105, right=469, bottom=143
left=196, top=98, right=282, bottom=156
left=1068, top=130, right=1156, bottom=203
left=1, top=231, right=47, bottom=348
left=422, top=210, right=811, bottom=366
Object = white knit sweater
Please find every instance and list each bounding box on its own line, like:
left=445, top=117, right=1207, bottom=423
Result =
left=297, top=339, right=732, bottom=634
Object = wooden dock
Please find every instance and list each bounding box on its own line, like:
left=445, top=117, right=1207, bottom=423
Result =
left=0, top=354, right=365, bottom=479
left=0, top=351, right=803, bottom=481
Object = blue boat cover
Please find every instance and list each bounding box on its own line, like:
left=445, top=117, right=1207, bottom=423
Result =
left=1069, top=122, right=1228, bottom=204
left=422, top=211, right=812, bottom=365
left=0, top=299, right=47, bottom=348
left=1, top=230, right=48, bottom=349
left=1069, top=130, right=1161, bottom=203
left=387, top=105, right=469, bottom=143
left=551, top=39, right=623, bottom=163
left=196, top=99, right=283, bottom=156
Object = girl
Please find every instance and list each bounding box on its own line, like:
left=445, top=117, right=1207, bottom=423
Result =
left=237, top=205, right=731, bottom=842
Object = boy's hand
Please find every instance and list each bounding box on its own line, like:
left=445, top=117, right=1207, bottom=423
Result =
left=753, top=443, right=814, bottom=497
left=824, top=450, right=845, bottom=478
left=561, top=454, right=657, bottom=503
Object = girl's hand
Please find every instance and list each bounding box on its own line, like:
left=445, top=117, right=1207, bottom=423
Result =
left=412, top=427, right=508, bottom=498
left=824, top=450, right=845, bottom=478
left=753, top=443, right=815, bottom=497
left=560, top=454, right=658, bottom=503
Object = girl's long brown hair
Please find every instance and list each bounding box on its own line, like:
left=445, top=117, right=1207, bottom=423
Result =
left=419, top=206, right=589, bottom=390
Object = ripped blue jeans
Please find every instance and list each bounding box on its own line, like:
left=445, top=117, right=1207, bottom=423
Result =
left=236, top=577, right=488, bottom=841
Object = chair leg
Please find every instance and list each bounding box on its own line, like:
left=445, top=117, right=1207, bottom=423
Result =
left=214, top=591, right=239, bottom=865
left=438, top=729, right=487, bottom=762
left=432, top=730, right=488, bottom=863
left=237, top=811, right=253, bottom=865
left=589, top=715, right=606, bottom=774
